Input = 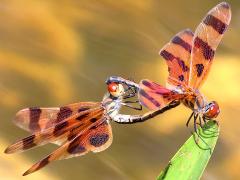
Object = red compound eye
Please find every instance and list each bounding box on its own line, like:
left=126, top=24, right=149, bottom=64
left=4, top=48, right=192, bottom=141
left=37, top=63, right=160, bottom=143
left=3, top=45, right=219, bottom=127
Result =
left=205, top=101, right=220, bottom=119
left=108, top=83, right=118, bottom=93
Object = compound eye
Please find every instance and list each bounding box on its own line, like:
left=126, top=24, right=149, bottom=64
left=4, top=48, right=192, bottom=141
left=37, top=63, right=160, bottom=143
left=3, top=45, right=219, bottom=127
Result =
left=108, top=83, right=118, bottom=93
left=204, top=101, right=220, bottom=119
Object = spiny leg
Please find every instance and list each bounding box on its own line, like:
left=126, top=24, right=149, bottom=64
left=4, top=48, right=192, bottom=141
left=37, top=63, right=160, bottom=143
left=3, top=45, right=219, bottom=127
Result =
left=121, top=103, right=142, bottom=111
left=191, top=113, right=201, bottom=144
left=193, top=114, right=199, bottom=133
left=192, top=115, right=212, bottom=151
left=203, top=116, right=207, bottom=124
left=123, top=100, right=139, bottom=103
left=186, top=112, right=194, bottom=127
left=198, top=116, right=204, bottom=128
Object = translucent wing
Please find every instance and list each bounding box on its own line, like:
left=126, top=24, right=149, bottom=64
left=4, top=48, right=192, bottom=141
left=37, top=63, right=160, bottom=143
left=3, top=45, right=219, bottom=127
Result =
left=22, top=119, right=112, bottom=176
left=159, top=29, right=194, bottom=88
left=138, top=79, right=182, bottom=110
left=14, top=102, right=100, bottom=133
left=188, top=2, right=231, bottom=89
left=4, top=107, right=104, bottom=154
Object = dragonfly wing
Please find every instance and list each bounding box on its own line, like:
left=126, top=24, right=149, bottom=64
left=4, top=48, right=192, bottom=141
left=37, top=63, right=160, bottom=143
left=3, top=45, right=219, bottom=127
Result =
left=159, top=29, right=194, bottom=87
left=188, top=2, right=231, bottom=89
left=14, top=102, right=100, bottom=133
left=22, top=119, right=112, bottom=176
left=4, top=107, right=104, bottom=154
left=138, top=79, right=181, bottom=110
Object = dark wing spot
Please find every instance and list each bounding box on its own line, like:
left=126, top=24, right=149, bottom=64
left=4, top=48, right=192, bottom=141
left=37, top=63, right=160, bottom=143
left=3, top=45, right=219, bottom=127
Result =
left=36, top=156, right=50, bottom=171
left=67, top=137, right=86, bottom=154
left=178, top=75, right=184, bottom=81
left=89, top=133, right=109, bottom=147
left=90, top=125, right=97, bottom=130
left=168, top=67, right=171, bottom=73
left=204, top=14, right=227, bottom=34
left=194, top=37, right=215, bottom=60
left=196, top=64, right=204, bottom=77
left=53, top=121, right=69, bottom=136
left=22, top=134, right=36, bottom=150
left=177, top=59, right=189, bottom=72
left=57, top=107, right=73, bottom=122
left=78, top=107, right=90, bottom=113
left=139, top=89, right=161, bottom=108
left=142, top=80, right=155, bottom=90
left=172, top=36, right=191, bottom=53
left=90, top=118, right=97, bottom=123
left=76, top=113, right=89, bottom=121
left=29, top=107, right=42, bottom=131
left=160, top=50, right=175, bottom=61
left=69, top=145, right=86, bottom=154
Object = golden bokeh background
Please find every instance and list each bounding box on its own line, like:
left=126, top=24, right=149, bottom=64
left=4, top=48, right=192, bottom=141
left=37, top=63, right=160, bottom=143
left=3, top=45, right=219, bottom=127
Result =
left=0, top=0, right=240, bottom=179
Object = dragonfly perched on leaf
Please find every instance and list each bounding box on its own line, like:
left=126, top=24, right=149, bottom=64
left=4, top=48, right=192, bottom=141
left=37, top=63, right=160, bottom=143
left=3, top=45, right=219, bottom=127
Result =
left=108, top=2, right=231, bottom=132
left=4, top=78, right=179, bottom=176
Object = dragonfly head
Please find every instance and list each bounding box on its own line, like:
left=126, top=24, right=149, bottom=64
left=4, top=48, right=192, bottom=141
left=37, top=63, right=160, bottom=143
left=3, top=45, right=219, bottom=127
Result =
left=107, top=82, right=124, bottom=97
left=203, top=101, right=220, bottom=119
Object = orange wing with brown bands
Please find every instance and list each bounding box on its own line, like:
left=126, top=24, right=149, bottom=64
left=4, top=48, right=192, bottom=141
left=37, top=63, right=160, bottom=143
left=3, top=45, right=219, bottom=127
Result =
left=4, top=107, right=104, bottom=154
left=138, top=79, right=182, bottom=110
left=159, top=29, right=193, bottom=87
left=14, top=102, right=100, bottom=133
left=22, top=119, right=112, bottom=176
left=189, top=2, right=231, bottom=89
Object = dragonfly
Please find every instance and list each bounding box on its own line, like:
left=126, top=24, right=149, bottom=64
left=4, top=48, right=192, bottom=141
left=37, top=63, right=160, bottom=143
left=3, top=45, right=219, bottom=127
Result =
left=4, top=78, right=179, bottom=176
left=108, top=2, right=231, bottom=132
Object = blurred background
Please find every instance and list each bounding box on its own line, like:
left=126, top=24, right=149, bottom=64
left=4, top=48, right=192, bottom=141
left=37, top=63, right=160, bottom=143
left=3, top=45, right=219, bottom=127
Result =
left=0, top=0, right=240, bottom=179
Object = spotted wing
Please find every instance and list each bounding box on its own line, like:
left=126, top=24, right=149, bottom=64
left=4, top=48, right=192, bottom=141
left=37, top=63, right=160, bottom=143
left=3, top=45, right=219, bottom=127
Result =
left=138, top=79, right=182, bottom=110
left=14, top=102, right=100, bottom=133
left=188, top=2, right=231, bottom=89
left=159, top=29, right=194, bottom=88
left=4, top=106, right=104, bottom=154
left=22, top=119, right=112, bottom=176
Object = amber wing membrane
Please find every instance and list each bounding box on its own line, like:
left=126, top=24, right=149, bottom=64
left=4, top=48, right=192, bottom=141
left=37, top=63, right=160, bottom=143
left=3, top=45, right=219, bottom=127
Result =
left=188, top=2, right=231, bottom=89
left=138, top=79, right=182, bottom=110
left=159, top=29, right=194, bottom=88
left=22, top=119, right=112, bottom=176
left=4, top=106, right=104, bottom=154
left=14, top=102, right=100, bottom=133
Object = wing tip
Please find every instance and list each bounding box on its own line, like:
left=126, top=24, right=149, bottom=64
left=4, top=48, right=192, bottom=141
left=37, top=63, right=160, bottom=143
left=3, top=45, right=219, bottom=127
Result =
left=4, top=146, right=11, bottom=154
left=22, top=170, right=30, bottom=176
left=182, top=28, right=194, bottom=36
left=22, top=157, right=50, bottom=176
left=219, top=2, right=230, bottom=9
left=4, top=145, right=19, bottom=154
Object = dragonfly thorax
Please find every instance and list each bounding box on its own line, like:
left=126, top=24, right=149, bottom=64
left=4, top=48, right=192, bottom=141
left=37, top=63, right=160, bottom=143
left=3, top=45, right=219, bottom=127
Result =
left=182, top=89, right=205, bottom=110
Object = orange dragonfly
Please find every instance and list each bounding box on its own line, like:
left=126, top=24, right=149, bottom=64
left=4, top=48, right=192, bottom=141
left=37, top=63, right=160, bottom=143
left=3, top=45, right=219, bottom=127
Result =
left=108, top=2, right=231, bottom=132
left=4, top=78, right=179, bottom=176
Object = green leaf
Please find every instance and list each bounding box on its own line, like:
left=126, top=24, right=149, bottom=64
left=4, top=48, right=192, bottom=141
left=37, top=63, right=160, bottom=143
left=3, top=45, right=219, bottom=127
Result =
left=157, top=120, right=219, bottom=180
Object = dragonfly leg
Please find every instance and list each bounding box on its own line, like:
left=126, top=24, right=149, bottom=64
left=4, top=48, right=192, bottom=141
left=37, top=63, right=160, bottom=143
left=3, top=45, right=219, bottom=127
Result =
left=186, top=112, right=194, bottom=127
left=121, top=103, right=142, bottom=111
left=193, top=113, right=199, bottom=133
left=123, top=93, right=136, bottom=99
left=123, top=100, right=139, bottom=103
left=198, top=116, right=204, bottom=128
